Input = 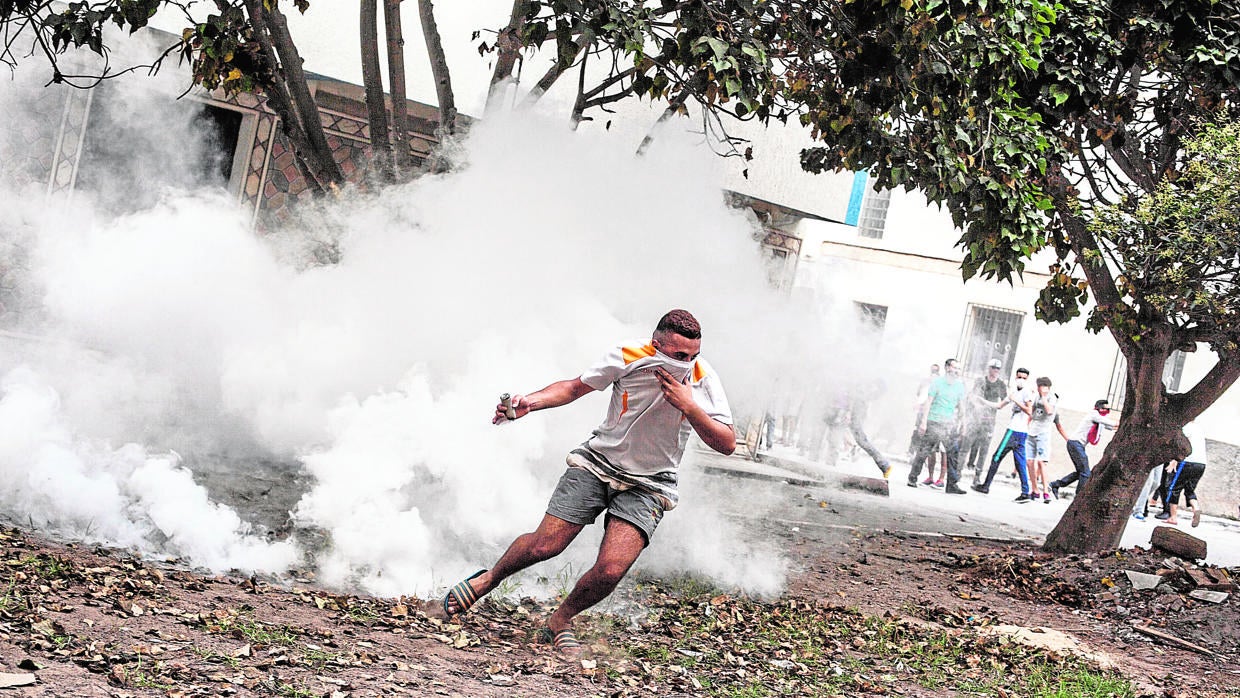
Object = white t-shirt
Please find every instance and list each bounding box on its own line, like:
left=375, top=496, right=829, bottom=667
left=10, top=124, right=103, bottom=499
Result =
left=574, top=341, right=733, bottom=506
left=1183, top=421, right=1208, bottom=465
left=1006, top=385, right=1035, bottom=432
left=1070, top=410, right=1115, bottom=443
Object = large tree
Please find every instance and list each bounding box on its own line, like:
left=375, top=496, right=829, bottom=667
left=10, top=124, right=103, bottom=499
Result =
left=748, top=0, right=1240, bottom=552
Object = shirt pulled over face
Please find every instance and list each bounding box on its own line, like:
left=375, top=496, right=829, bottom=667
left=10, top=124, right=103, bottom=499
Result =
left=574, top=341, right=733, bottom=509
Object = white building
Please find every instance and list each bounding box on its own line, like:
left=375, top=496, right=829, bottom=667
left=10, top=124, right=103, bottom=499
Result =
left=747, top=170, right=1239, bottom=517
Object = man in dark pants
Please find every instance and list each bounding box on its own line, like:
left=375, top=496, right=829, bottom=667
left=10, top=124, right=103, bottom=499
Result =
left=972, top=367, right=1034, bottom=499
left=1050, top=399, right=1117, bottom=499
left=907, top=358, right=967, bottom=494
left=964, top=358, right=1008, bottom=486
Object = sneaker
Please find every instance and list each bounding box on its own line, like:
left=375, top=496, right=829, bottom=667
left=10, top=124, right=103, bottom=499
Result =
left=921, top=478, right=935, bottom=485
left=945, top=484, right=967, bottom=495
left=933, top=479, right=945, bottom=488
left=1050, top=483, right=1060, bottom=500
left=1043, top=494, right=1051, bottom=503
left=1014, top=494, right=1033, bottom=503
left=1154, top=511, right=1171, bottom=521
left=1191, top=509, right=1202, bottom=528
left=1132, top=512, right=1146, bottom=521
left=907, top=479, right=919, bottom=488
left=880, top=463, right=892, bottom=479
left=970, top=483, right=989, bottom=494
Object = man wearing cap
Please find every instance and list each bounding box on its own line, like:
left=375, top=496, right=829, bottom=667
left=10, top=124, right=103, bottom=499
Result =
left=1050, top=399, right=1118, bottom=499
left=972, top=367, right=1034, bottom=499
left=963, top=359, right=1008, bottom=487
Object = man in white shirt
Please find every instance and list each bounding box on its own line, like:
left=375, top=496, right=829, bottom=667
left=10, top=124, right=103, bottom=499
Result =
left=1050, top=399, right=1117, bottom=499
left=972, top=367, right=1035, bottom=500
left=441, top=310, right=735, bottom=655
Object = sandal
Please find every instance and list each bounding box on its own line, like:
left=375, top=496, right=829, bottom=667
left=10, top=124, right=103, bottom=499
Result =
left=537, top=626, right=582, bottom=656
left=442, top=569, right=486, bottom=617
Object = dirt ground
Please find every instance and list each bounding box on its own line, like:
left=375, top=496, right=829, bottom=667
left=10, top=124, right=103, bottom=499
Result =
left=0, top=512, right=1237, bottom=698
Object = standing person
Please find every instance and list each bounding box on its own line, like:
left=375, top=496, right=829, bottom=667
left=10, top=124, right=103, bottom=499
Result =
left=907, top=358, right=968, bottom=494
left=908, top=364, right=940, bottom=458
left=1049, top=399, right=1117, bottom=499
left=963, top=359, right=1008, bottom=486
left=972, top=367, right=1034, bottom=499
left=1132, top=464, right=1164, bottom=520
left=1160, top=420, right=1208, bottom=526
left=441, top=310, right=735, bottom=655
left=1025, top=377, right=1057, bottom=502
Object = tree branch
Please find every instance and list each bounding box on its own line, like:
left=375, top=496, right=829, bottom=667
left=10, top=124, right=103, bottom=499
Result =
left=1168, top=352, right=1240, bottom=423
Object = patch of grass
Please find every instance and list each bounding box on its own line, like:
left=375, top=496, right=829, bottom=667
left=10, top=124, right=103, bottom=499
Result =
left=617, top=596, right=1135, bottom=698
left=203, top=611, right=298, bottom=647
left=300, top=646, right=342, bottom=670
left=0, top=579, right=25, bottom=614
left=274, top=681, right=317, bottom=698
left=190, top=646, right=240, bottom=668
left=121, top=656, right=174, bottom=691
left=343, top=603, right=380, bottom=624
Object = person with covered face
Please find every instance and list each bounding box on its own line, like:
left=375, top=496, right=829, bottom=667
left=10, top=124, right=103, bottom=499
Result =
left=972, top=367, right=1034, bottom=499
left=1049, top=399, right=1118, bottom=499
left=440, top=310, right=735, bottom=656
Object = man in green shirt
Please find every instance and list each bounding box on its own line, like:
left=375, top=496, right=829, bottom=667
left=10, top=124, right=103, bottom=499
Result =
left=908, top=358, right=968, bottom=494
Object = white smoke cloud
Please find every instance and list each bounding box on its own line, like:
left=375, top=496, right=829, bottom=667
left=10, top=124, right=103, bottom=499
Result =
left=0, top=46, right=864, bottom=597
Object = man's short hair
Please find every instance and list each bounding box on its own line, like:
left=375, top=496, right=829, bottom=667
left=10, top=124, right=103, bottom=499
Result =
left=944, top=358, right=958, bottom=368
left=1036, top=376, right=1052, bottom=387
left=1015, top=367, right=1030, bottom=376
left=1094, top=399, right=1110, bottom=410
left=655, top=309, right=701, bottom=339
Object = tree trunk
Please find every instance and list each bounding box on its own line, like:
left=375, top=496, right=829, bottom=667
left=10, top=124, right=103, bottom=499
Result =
left=383, top=0, right=414, bottom=175
left=1043, top=420, right=1181, bottom=553
left=244, top=0, right=346, bottom=190
left=484, top=0, right=526, bottom=116
left=418, top=0, right=456, bottom=138
left=360, top=0, right=395, bottom=182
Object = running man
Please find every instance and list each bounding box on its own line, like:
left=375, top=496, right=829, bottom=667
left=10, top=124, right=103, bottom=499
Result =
left=441, top=310, right=735, bottom=655
left=1050, top=399, right=1117, bottom=499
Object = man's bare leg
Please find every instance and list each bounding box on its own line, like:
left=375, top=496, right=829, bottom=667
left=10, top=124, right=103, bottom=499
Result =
left=546, top=515, right=646, bottom=636
left=443, top=513, right=584, bottom=615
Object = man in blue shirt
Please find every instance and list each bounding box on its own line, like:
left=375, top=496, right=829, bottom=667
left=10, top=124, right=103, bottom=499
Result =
left=907, top=358, right=968, bottom=494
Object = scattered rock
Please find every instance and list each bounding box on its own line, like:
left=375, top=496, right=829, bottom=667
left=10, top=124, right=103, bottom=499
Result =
left=1123, top=570, right=1163, bottom=591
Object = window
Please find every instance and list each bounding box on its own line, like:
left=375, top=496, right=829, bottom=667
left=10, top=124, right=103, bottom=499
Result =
left=1108, top=349, right=1189, bottom=407
left=854, top=302, right=888, bottom=350
left=854, top=302, right=888, bottom=332
left=76, top=86, right=242, bottom=215
left=959, top=304, right=1024, bottom=377
left=857, top=187, right=891, bottom=239
left=1163, top=350, right=1187, bottom=392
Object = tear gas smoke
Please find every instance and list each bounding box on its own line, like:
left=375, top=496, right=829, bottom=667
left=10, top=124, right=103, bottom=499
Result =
left=0, top=44, right=883, bottom=599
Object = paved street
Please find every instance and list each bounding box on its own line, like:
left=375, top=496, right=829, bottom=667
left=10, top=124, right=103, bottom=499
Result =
left=685, top=445, right=1240, bottom=567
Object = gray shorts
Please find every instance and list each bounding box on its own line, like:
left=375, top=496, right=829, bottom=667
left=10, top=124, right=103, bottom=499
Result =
left=546, top=467, right=664, bottom=545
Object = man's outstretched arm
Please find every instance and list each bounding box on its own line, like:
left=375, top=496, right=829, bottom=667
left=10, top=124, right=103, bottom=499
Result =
left=654, top=368, right=737, bottom=455
left=493, top=378, right=595, bottom=424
